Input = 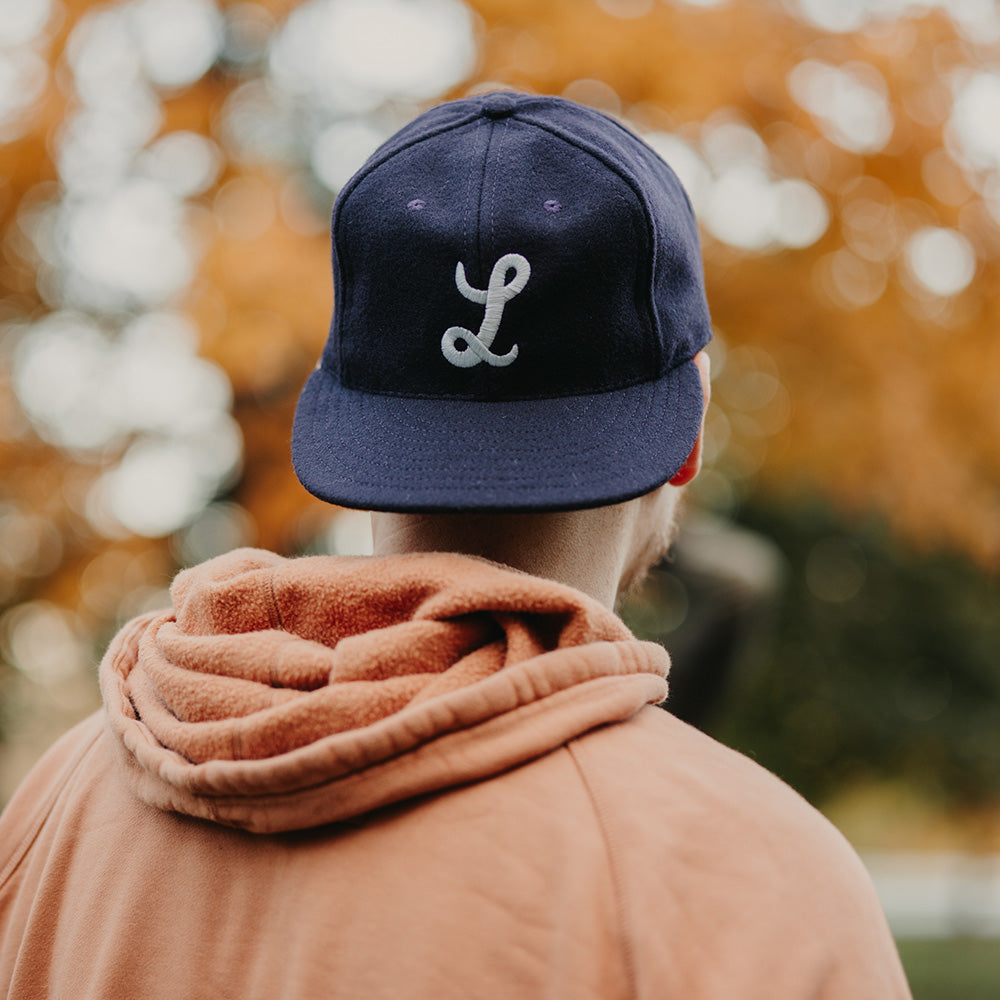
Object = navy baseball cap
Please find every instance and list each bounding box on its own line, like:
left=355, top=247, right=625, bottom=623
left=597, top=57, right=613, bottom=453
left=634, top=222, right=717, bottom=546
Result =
left=293, top=91, right=712, bottom=512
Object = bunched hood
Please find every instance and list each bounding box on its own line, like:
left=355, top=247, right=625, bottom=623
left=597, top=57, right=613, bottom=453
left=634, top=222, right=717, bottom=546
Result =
left=100, top=548, right=669, bottom=833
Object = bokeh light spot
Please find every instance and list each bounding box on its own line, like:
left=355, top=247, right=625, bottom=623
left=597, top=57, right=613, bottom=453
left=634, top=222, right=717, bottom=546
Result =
left=948, top=71, right=1000, bottom=173
left=130, top=0, right=224, bottom=89
left=773, top=178, right=829, bottom=248
left=0, top=602, right=88, bottom=687
left=561, top=78, right=622, bottom=115
left=594, top=0, right=655, bottom=17
left=67, top=6, right=144, bottom=106
left=788, top=59, right=893, bottom=154
left=59, top=180, right=194, bottom=310
left=0, top=49, right=48, bottom=138
left=56, top=97, right=162, bottom=195
left=643, top=131, right=712, bottom=214
left=815, top=249, right=887, bottom=309
left=904, top=226, right=976, bottom=297
left=0, top=0, right=54, bottom=48
left=702, top=119, right=769, bottom=171
left=311, top=120, right=387, bottom=193
left=13, top=314, right=121, bottom=451
left=90, top=420, right=242, bottom=538
left=645, top=121, right=827, bottom=250
left=269, top=0, right=476, bottom=112
left=138, top=131, right=223, bottom=198
left=843, top=206, right=898, bottom=262
left=706, top=166, right=778, bottom=251
left=0, top=508, right=62, bottom=578
left=174, top=502, right=257, bottom=566
left=791, top=0, right=870, bottom=33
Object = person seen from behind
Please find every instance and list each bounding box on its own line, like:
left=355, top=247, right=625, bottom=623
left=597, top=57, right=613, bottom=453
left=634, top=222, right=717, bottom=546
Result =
left=0, top=91, right=912, bottom=999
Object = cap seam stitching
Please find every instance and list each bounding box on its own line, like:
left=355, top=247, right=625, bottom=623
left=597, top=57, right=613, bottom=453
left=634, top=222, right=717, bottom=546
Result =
left=462, top=122, right=481, bottom=265
left=335, top=113, right=485, bottom=386
left=516, top=117, right=664, bottom=378
left=474, top=121, right=496, bottom=281
left=489, top=119, right=509, bottom=258
left=575, top=103, right=699, bottom=220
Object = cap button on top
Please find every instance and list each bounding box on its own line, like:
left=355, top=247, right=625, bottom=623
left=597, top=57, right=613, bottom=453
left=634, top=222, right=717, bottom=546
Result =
left=482, top=93, right=518, bottom=119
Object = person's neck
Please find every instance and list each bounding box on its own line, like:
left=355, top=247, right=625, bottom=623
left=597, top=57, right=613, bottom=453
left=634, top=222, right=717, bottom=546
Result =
left=370, top=508, right=642, bottom=609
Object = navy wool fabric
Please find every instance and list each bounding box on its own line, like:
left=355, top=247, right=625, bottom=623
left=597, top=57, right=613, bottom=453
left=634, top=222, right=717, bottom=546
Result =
left=293, top=91, right=712, bottom=512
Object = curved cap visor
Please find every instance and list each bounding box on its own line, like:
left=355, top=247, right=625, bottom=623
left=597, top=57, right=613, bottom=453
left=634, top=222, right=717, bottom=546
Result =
left=291, top=360, right=704, bottom=513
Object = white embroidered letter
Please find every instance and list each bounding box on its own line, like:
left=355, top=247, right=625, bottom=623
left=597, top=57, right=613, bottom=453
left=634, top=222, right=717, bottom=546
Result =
left=441, top=253, right=530, bottom=368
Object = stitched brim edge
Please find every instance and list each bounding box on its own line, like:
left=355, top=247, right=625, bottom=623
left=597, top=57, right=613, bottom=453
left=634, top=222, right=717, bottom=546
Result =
left=291, top=360, right=704, bottom=513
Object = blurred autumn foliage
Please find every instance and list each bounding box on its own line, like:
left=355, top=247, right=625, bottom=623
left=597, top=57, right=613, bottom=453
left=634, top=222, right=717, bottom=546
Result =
left=1, top=0, right=999, bottom=817
left=473, top=0, right=1000, bottom=565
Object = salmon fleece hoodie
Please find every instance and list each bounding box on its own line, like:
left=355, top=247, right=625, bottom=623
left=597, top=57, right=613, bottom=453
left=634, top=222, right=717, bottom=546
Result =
left=0, top=548, right=911, bottom=999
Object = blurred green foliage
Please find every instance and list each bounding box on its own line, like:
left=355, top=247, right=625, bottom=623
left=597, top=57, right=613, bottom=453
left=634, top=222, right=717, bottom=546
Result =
left=712, top=499, right=1000, bottom=810
left=897, top=938, right=1000, bottom=1000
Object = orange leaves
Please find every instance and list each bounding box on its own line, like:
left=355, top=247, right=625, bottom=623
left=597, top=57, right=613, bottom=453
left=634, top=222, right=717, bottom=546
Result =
left=464, top=0, right=1000, bottom=564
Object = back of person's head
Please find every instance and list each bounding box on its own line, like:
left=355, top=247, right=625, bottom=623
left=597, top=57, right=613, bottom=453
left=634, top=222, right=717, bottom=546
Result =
left=291, top=92, right=712, bottom=590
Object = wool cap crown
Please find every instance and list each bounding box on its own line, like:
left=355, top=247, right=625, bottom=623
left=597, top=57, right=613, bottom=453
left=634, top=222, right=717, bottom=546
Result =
left=293, top=91, right=712, bottom=512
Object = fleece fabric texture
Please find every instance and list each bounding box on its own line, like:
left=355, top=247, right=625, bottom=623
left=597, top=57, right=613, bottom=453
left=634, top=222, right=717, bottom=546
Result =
left=0, top=549, right=912, bottom=1000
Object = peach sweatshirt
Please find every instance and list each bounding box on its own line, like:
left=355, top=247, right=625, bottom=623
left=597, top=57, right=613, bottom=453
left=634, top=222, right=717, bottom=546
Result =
left=0, top=549, right=911, bottom=999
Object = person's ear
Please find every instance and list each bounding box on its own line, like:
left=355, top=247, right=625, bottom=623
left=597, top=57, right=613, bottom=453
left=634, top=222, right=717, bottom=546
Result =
left=669, top=429, right=703, bottom=486
left=668, top=350, right=711, bottom=488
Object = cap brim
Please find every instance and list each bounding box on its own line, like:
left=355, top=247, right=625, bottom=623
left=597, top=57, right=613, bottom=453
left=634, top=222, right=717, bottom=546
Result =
left=292, top=360, right=704, bottom=513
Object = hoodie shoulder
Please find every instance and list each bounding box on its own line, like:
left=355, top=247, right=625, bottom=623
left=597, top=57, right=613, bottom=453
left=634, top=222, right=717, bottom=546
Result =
left=0, top=713, right=105, bottom=889
left=567, top=706, right=912, bottom=1000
